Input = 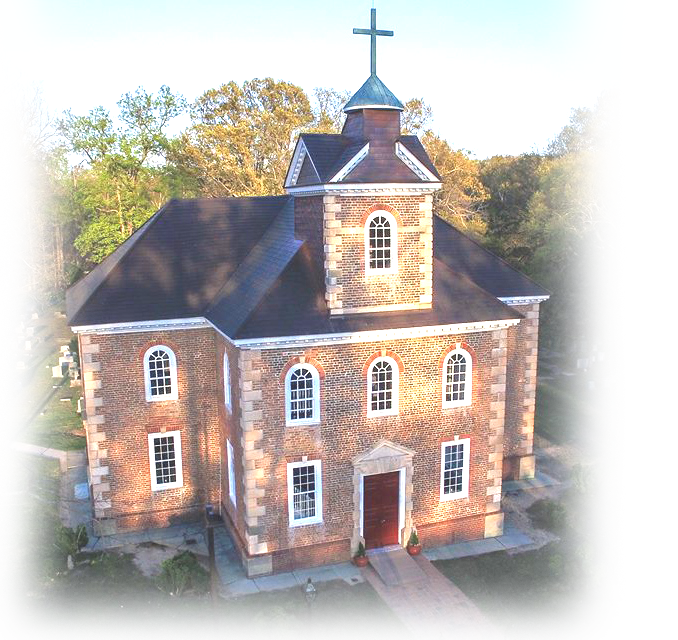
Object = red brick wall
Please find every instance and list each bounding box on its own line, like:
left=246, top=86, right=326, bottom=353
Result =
left=86, top=328, right=221, bottom=530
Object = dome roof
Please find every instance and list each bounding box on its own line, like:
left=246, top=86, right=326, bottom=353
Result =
left=343, top=74, right=404, bottom=113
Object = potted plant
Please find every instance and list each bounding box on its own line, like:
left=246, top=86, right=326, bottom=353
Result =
left=406, top=527, right=422, bottom=556
left=353, top=541, right=368, bottom=567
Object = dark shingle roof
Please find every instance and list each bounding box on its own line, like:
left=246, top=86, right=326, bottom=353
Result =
left=433, top=216, right=550, bottom=299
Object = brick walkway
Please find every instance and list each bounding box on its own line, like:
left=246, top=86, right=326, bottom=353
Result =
left=363, top=551, right=492, bottom=634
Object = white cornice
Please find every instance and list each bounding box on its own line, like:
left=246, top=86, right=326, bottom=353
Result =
left=329, top=142, right=370, bottom=182
left=285, top=182, right=442, bottom=196
left=395, top=141, right=439, bottom=182
left=71, top=317, right=209, bottom=335
left=498, top=295, right=550, bottom=305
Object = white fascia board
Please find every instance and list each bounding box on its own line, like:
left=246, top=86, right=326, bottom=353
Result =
left=395, top=141, right=439, bottom=182
left=285, top=182, right=442, bottom=196
left=329, top=143, right=370, bottom=182
left=233, top=318, right=521, bottom=350
left=71, top=317, right=209, bottom=335
left=284, top=139, right=309, bottom=188
left=498, top=295, right=550, bottom=305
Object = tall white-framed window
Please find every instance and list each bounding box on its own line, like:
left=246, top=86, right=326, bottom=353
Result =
left=148, top=430, right=183, bottom=491
left=227, top=438, right=236, bottom=506
left=287, top=460, right=323, bottom=527
left=144, top=345, right=178, bottom=402
left=367, top=356, right=399, bottom=417
left=365, top=210, right=398, bottom=274
left=285, top=363, right=320, bottom=426
left=224, top=352, right=231, bottom=412
left=440, top=438, right=470, bottom=501
left=442, top=347, right=473, bottom=408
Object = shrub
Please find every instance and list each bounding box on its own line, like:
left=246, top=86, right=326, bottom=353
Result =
left=546, top=502, right=567, bottom=529
left=55, top=524, right=89, bottom=558
left=355, top=542, right=366, bottom=558
left=254, top=601, right=304, bottom=640
left=549, top=542, right=606, bottom=591
left=570, top=463, right=603, bottom=496
left=408, top=528, right=420, bottom=546
left=157, top=551, right=209, bottom=597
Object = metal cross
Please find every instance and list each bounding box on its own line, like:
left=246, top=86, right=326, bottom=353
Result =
left=353, top=8, right=393, bottom=76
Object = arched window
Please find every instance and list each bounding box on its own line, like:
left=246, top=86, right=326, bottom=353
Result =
left=144, top=346, right=178, bottom=402
left=365, top=210, right=398, bottom=274
left=224, top=352, right=231, bottom=412
left=442, top=348, right=472, bottom=408
left=367, top=356, right=399, bottom=416
left=285, top=364, right=320, bottom=425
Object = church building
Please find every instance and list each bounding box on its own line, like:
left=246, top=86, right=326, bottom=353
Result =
left=67, top=10, right=549, bottom=576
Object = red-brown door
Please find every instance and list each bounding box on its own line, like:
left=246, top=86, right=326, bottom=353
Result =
left=363, top=471, right=400, bottom=549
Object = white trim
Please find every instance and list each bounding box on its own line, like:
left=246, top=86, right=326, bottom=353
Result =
left=227, top=439, right=236, bottom=506
left=285, top=363, right=321, bottom=426
left=148, top=430, right=183, bottom=491
left=365, top=210, right=398, bottom=276
left=284, top=139, right=307, bottom=188
left=287, top=459, right=323, bottom=527
left=72, top=317, right=208, bottom=335
left=440, top=437, right=470, bottom=501
left=143, top=345, right=178, bottom=402
left=285, top=182, right=442, bottom=196
left=223, top=352, right=232, bottom=412
left=395, top=141, right=439, bottom=182
left=234, top=318, right=521, bottom=350
left=358, top=467, right=406, bottom=544
left=441, top=347, right=473, bottom=409
left=367, top=355, right=399, bottom=417
left=344, top=104, right=404, bottom=112
left=329, top=143, right=370, bottom=182
left=498, top=295, right=550, bottom=305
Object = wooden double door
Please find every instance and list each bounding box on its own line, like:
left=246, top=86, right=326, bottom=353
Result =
left=363, top=471, right=400, bottom=549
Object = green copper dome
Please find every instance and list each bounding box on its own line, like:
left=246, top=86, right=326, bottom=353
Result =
left=343, top=74, right=404, bottom=113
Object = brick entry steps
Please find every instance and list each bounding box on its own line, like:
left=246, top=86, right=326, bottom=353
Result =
left=365, top=545, right=426, bottom=586
left=364, top=549, right=490, bottom=633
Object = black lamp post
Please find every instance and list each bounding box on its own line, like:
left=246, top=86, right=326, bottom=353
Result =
left=301, top=578, right=318, bottom=640
left=205, top=504, right=221, bottom=640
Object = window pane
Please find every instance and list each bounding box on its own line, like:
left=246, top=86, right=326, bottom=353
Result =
left=292, top=464, right=317, bottom=520
left=371, top=360, right=393, bottom=411
left=148, top=349, right=173, bottom=396
left=153, top=435, right=177, bottom=485
left=289, top=367, right=315, bottom=421
left=445, top=352, right=468, bottom=403
left=443, top=443, right=465, bottom=495
left=368, top=215, right=392, bottom=270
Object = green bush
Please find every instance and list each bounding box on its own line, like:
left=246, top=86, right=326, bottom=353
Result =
left=570, top=463, right=603, bottom=496
left=408, top=528, right=420, bottom=546
left=355, top=542, right=366, bottom=558
left=549, top=542, right=606, bottom=591
left=156, top=551, right=209, bottom=597
left=254, top=601, right=304, bottom=640
left=546, top=502, right=567, bottom=529
left=55, top=524, right=89, bottom=557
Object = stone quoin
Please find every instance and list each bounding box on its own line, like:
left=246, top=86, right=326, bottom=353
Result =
left=67, top=9, right=549, bottom=576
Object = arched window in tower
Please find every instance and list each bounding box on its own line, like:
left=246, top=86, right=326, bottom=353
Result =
left=367, top=356, right=399, bottom=416
left=442, top=348, right=473, bottom=408
left=285, top=364, right=320, bottom=425
left=365, top=210, right=398, bottom=274
left=143, top=346, right=178, bottom=402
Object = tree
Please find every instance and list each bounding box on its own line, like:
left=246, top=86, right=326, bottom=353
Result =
left=308, top=87, right=351, bottom=133
left=421, top=131, right=487, bottom=236
left=172, top=78, right=313, bottom=197
left=57, top=86, right=186, bottom=265
left=401, top=98, right=433, bottom=135
left=549, top=87, right=621, bottom=156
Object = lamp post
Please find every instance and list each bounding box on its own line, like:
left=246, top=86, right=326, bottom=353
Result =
left=205, top=504, right=221, bottom=640
left=303, top=577, right=317, bottom=618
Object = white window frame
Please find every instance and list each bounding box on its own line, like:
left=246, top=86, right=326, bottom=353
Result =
left=285, top=363, right=320, bottom=426
left=365, top=210, right=398, bottom=275
left=367, top=356, right=399, bottom=417
left=441, top=347, right=473, bottom=408
left=227, top=439, right=236, bottom=506
left=287, top=459, right=323, bottom=527
left=148, top=430, right=183, bottom=491
left=143, top=345, right=178, bottom=402
left=440, top=438, right=470, bottom=501
left=224, top=351, right=232, bottom=412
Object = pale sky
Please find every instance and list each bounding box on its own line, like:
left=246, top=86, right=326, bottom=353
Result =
left=22, top=0, right=600, bottom=158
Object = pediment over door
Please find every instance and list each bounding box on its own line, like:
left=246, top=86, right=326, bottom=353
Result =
left=352, top=439, right=415, bottom=465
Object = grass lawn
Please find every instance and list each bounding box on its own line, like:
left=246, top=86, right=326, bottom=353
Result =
left=435, top=342, right=623, bottom=640
left=5, top=306, right=85, bottom=450
left=0, top=454, right=412, bottom=640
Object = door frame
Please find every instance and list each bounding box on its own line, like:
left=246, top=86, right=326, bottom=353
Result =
left=359, top=467, right=406, bottom=546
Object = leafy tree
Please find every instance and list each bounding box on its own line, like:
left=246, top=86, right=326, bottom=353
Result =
left=309, top=87, right=351, bottom=133
left=172, top=78, right=313, bottom=197
left=421, top=131, right=488, bottom=236
left=549, top=87, right=621, bottom=155
left=57, top=86, right=186, bottom=265
left=401, top=98, right=433, bottom=135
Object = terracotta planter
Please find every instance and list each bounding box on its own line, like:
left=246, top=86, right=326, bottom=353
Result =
left=406, top=543, right=422, bottom=556
left=353, top=555, right=369, bottom=567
